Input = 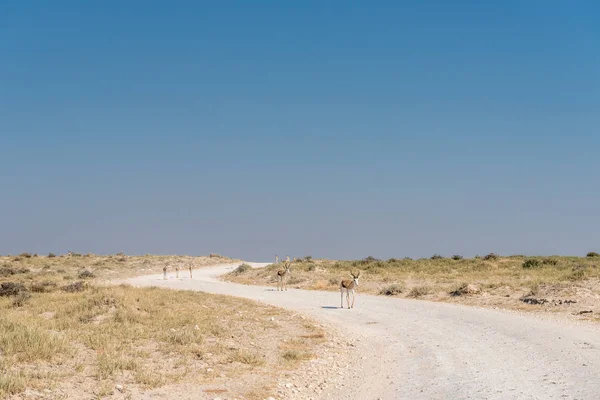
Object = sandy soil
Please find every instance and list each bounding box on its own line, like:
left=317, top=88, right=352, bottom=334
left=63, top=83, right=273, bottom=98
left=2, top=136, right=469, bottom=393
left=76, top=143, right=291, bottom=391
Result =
left=126, top=262, right=600, bottom=400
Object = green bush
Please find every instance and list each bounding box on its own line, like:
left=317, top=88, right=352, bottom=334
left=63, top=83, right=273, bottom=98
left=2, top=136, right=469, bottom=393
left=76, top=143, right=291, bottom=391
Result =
left=232, top=263, right=252, bottom=275
left=451, top=255, right=463, bottom=260
left=483, top=253, right=499, bottom=261
left=541, top=258, right=559, bottom=266
left=586, top=252, right=599, bottom=258
left=430, top=254, right=443, bottom=260
left=522, top=259, right=541, bottom=269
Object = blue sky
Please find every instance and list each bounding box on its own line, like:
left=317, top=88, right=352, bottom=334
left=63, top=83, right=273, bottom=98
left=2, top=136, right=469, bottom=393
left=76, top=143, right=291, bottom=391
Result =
left=1, top=1, right=599, bottom=260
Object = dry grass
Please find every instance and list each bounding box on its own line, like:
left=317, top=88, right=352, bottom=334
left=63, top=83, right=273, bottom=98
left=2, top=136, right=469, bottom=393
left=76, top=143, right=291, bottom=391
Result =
left=0, top=253, right=235, bottom=285
left=0, top=253, right=324, bottom=399
left=225, top=255, right=600, bottom=317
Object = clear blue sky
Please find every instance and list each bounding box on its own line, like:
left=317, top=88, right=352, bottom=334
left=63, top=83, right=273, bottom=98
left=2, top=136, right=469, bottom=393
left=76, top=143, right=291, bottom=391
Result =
left=1, top=1, right=599, bottom=260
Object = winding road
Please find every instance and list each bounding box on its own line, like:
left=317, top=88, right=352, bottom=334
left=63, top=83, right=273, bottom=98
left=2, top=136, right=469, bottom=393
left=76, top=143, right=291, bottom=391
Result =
left=125, top=262, right=600, bottom=400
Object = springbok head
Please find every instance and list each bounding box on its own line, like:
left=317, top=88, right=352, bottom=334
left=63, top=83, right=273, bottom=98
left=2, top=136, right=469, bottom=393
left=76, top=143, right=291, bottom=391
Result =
left=351, top=270, right=361, bottom=286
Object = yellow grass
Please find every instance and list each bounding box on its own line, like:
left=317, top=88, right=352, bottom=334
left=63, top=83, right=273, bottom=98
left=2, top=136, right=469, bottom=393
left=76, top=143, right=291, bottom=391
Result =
left=225, top=256, right=600, bottom=315
left=0, top=254, right=324, bottom=399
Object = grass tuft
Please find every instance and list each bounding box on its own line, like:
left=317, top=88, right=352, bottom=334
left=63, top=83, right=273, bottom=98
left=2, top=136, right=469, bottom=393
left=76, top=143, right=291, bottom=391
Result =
left=379, top=284, right=404, bottom=296
left=232, top=263, right=252, bottom=275
left=407, top=285, right=431, bottom=298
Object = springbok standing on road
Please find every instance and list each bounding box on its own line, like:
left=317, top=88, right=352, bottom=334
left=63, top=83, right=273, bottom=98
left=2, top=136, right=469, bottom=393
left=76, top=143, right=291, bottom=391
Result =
left=340, top=271, right=360, bottom=309
left=277, top=262, right=291, bottom=291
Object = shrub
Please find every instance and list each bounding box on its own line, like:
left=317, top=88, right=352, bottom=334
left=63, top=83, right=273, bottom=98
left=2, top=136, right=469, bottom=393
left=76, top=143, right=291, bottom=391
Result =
left=387, top=258, right=398, bottom=263
left=19, top=253, right=32, bottom=258
left=328, top=278, right=339, bottom=286
left=449, top=282, right=480, bottom=296
left=363, top=256, right=380, bottom=263
left=232, top=263, right=252, bottom=275
left=0, top=266, right=28, bottom=277
left=407, top=286, right=431, bottom=298
left=542, top=258, right=559, bottom=266
left=483, top=253, right=499, bottom=261
left=306, top=263, right=316, bottom=271
left=430, top=254, right=443, bottom=260
left=522, top=259, right=541, bottom=269
left=209, top=253, right=224, bottom=258
left=62, top=281, right=87, bottom=293
left=30, top=281, right=58, bottom=293
left=569, top=269, right=586, bottom=281
left=379, top=284, right=404, bottom=296
left=0, top=282, right=27, bottom=297
left=303, top=256, right=313, bottom=262
left=48, top=253, right=56, bottom=258
left=451, top=255, right=463, bottom=260
left=586, top=252, right=600, bottom=258
left=12, top=291, right=31, bottom=308
left=287, top=276, right=304, bottom=285
left=78, top=269, right=95, bottom=279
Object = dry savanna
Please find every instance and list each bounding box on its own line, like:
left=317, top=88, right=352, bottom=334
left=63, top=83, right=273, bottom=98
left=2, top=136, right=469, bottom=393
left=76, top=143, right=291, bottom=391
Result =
left=226, top=253, right=600, bottom=320
left=0, top=253, right=327, bottom=399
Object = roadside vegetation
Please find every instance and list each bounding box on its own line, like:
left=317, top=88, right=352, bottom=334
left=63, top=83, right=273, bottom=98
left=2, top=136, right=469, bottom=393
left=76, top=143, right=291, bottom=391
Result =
left=0, top=253, right=325, bottom=399
left=225, top=254, right=600, bottom=318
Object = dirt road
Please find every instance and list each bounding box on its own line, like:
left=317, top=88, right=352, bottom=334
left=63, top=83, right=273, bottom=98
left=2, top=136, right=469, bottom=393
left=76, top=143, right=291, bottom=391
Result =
left=125, top=263, right=600, bottom=400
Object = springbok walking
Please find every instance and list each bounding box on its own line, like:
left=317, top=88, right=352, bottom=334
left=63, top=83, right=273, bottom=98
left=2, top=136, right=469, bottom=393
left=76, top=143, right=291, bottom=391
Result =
left=277, top=262, right=291, bottom=291
left=340, top=271, right=360, bottom=309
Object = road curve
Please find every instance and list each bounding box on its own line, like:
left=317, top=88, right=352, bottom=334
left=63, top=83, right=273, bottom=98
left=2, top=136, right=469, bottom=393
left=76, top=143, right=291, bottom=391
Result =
left=125, top=262, right=600, bottom=400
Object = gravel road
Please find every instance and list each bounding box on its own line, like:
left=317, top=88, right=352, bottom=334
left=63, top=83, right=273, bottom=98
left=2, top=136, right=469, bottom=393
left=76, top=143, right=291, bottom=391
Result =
left=125, top=262, right=600, bottom=400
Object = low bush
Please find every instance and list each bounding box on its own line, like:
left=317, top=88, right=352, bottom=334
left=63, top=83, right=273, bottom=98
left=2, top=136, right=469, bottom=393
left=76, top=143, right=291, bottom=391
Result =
left=522, top=259, right=541, bottom=269
left=232, top=263, right=252, bottom=275
left=0, top=282, right=27, bottom=297
left=78, top=269, right=95, bottom=279
left=379, top=284, right=404, bottom=296
left=407, top=286, right=431, bottom=298
left=62, top=281, right=87, bottom=293
left=449, top=282, right=480, bottom=296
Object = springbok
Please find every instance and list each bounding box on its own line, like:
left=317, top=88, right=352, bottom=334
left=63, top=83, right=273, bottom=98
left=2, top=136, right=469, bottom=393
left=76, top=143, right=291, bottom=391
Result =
left=340, top=271, right=360, bottom=309
left=277, top=262, right=291, bottom=291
